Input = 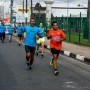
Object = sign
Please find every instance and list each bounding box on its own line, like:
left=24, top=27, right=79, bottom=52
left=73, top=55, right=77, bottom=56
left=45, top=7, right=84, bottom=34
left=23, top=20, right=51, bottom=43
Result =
left=18, top=6, right=30, bottom=14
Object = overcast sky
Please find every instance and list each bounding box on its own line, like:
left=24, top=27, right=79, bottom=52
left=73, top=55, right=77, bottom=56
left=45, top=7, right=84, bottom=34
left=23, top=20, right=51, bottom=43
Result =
left=0, top=0, right=88, bottom=7
left=0, top=0, right=88, bottom=17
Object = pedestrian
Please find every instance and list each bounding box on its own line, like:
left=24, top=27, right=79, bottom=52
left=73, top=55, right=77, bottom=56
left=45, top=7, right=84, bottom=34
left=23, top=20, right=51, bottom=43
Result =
left=47, top=21, right=66, bottom=75
left=8, top=23, right=14, bottom=42
left=36, top=23, right=45, bottom=57
left=22, top=18, right=40, bottom=70
left=0, top=22, right=6, bottom=43
left=16, top=22, right=23, bottom=46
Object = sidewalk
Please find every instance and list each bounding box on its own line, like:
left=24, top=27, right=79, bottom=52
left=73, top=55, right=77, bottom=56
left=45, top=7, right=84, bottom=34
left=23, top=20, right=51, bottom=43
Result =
left=44, top=37, right=90, bottom=64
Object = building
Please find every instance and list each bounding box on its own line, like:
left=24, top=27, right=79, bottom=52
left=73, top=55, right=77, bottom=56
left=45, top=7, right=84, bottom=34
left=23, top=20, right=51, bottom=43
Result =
left=0, top=6, right=4, bottom=20
left=32, top=3, right=53, bottom=19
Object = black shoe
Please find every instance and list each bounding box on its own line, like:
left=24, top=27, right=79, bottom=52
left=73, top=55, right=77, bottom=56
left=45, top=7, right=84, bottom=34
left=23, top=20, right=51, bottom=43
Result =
left=41, top=54, right=43, bottom=58
left=2, top=40, right=4, bottom=43
left=18, top=43, right=20, bottom=46
left=36, top=52, right=38, bottom=56
left=54, top=70, right=59, bottom=75
left=9, top=40, right=11, bottom=43
left=26, top=63, right=30, bottom=70
left=29, top=66, right=32, bottom=70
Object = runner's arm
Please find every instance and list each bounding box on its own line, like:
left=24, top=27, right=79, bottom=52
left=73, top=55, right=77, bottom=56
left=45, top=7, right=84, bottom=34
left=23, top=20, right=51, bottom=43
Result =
left=60, top=30, right=66, bottom=41
left=47, top=30, right=51, bottom=39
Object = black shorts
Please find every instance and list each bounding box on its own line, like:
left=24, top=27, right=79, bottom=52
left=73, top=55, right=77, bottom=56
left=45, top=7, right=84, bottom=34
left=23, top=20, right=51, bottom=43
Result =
left=0, top=33, right=2, bottom=37
left=0, top=33, right=5, bottom=39
left=25, top=45, right=36, bottom=54
left=18, top=34, right=22, bottom=38
left=51, top=48, right=60, bottom=55
left=9, top=33, right=12, bottom=35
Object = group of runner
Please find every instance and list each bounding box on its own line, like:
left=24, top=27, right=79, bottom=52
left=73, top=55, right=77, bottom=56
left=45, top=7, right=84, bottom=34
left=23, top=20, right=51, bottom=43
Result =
left=22, top=18, right=66, bottom=75
left=0, top=18, right=66, bottom=75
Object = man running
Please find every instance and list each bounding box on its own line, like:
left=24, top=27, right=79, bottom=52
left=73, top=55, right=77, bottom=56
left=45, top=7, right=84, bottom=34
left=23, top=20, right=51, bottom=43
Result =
left=0, top=22, right=6, bottom=43
left=16, top=22, right=23, bottom=46
left=8, top=23, right=14, bottom=42
left=47, top=21, right=66, bottom=75
left=21, top=22, right=25, bottom=40
left=22, top=18, right=40, bottom=70
left=36, top=23, right=45, bottom=57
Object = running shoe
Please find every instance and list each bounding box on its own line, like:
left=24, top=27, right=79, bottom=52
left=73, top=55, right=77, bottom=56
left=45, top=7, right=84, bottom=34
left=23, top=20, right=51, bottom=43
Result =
left=41, top=54, right=43, bottom=58
left=26, top=62, right=30, bottom=70
left=18, top=43, right=21, bottom=46
left=50, top=60, right=53, bottom=66
left=54, top=70, right=59, bottom=75
left=29, top=66, right=32, bottom=70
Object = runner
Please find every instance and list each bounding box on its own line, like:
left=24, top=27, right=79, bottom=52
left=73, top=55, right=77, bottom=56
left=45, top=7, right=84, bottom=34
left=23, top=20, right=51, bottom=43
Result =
left=21, top=22, right=25, bottom=40
left=8, top=23, right=14, bottom=42
left=16, top=22, right=23, bottom=46
left=47, top=21, right=66, bottom=75
left=0, top=22, right=6, bottom=43
left=22, top=18, right=40, bottom=70
left=36, top=23, right=45, bottom=57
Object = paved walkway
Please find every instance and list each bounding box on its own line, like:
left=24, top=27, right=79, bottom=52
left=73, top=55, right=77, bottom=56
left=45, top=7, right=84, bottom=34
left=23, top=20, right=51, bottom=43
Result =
left=45, top=37, right=90, bottom=59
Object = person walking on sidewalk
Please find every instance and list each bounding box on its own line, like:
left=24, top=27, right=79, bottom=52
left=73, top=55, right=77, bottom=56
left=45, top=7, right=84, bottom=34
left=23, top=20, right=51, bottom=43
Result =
left=8, top=23, right=14, bottom=42
left=22, top=18, right=40, bottom=70
left=47, top=21, right=66, bottom=75
left=36, top=23, right=45, bottom=57
left=0, top=22, right=6, bottom=43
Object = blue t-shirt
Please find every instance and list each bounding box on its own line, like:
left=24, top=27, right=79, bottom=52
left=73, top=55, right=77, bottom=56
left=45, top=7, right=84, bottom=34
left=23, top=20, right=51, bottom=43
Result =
left=22, top=26, right=25, bottom=32
left=0, top=25, right=6, bottom=33
left=16, top=26, right=23, bottom=34
left=8, top=25, right=14, bottom=34
left=24, top=26, right=40, bottom=47
left=39, top=27, right=45, bottom=37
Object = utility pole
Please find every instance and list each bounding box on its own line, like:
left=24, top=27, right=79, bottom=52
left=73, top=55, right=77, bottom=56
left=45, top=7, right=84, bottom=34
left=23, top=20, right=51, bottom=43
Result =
left=10, top=0, right=13, bottom=23
left=23, top=0, right=24, bottom=13
left=26, top=0, right=27, bottom=25
left=31, top=0, right=33, bottom=19
left=39, top=0, right=40, bottom=19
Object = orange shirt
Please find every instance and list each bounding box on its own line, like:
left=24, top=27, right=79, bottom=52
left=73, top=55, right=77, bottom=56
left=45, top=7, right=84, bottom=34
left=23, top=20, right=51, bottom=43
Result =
left=49, top=29, right=66, bottom=50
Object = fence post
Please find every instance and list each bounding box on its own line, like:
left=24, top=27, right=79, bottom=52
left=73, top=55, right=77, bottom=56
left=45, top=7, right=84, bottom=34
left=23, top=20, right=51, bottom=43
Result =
left=79, top=12, right=81, bottom=44
left=69, top=14, right=71, bottom=42
left=61, top=15, right=64, bottom=30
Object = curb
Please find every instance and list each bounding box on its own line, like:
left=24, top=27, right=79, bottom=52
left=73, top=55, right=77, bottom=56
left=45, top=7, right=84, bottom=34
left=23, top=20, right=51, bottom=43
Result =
left=44, top=44, right=90, bottom=64
left=12, top=35, right=90, bottom=64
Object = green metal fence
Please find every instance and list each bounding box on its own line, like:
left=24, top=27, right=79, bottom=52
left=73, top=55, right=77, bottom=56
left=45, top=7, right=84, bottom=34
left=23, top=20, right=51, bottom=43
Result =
left=36, top=13, right=90, bottom=47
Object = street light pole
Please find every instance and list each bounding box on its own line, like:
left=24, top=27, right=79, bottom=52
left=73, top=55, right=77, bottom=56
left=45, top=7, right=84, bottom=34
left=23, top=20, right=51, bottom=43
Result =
left=39, top=0, right=40, bottom=19
left=10, top=0, right=13, bottom=23
left=31, top=0, right=33, bottom=19
left=23, top=0, right=24, bottom=14
left=26, top=0, right=27, bottom=25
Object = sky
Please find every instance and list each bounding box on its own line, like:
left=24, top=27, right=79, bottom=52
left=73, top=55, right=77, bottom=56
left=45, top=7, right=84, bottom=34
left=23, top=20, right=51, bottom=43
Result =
left=0, top=0, right=88, bottom=17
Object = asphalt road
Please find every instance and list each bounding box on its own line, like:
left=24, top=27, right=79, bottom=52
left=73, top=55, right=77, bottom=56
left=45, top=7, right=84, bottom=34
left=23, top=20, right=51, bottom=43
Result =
left=0, top=37, right=90, bottom=90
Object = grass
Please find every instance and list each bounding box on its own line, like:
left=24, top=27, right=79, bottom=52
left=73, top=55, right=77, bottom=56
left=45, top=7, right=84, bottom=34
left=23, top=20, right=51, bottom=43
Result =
left=65, top=33, right=90, bottom=47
